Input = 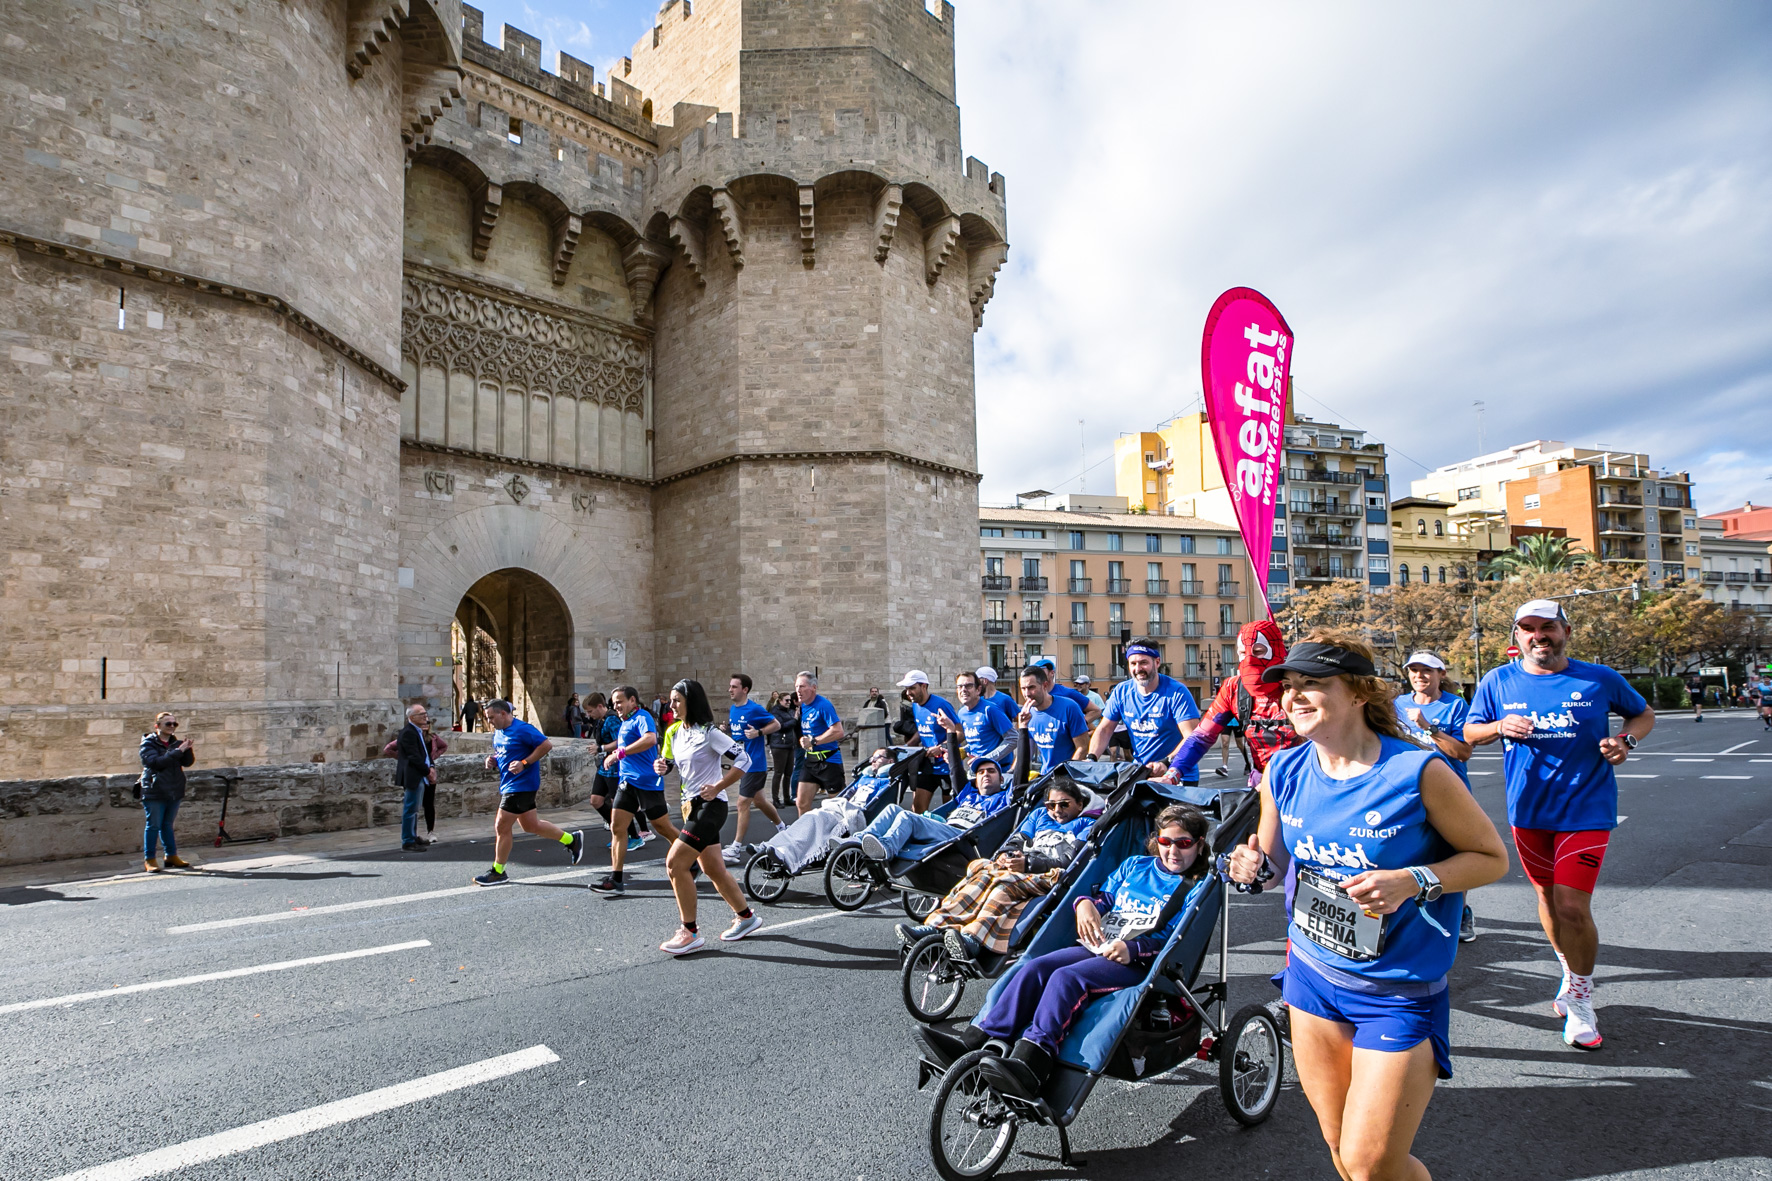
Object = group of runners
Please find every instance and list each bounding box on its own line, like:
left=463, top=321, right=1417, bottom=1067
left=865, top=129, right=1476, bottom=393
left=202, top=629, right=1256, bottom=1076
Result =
left=460, top=596, right=1658, bottom=1181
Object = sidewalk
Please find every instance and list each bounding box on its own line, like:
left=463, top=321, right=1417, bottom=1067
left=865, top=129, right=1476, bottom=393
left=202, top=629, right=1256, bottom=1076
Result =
left=0, top=801, right=619, bottom=895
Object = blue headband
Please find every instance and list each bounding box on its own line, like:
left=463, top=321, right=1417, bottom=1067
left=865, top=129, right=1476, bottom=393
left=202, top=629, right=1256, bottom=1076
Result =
left=1124, top=641, right=1161, bottom=660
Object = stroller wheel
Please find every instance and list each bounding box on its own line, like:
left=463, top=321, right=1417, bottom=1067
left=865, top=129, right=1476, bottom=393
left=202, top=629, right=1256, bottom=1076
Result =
left=903, top=934, right=966, bottom=1023
left=902, top=889, right=938, bottom=920
left=823, top=843, right=876, bottom=911
left=743, top=851, right=791, bottom=904
left=1219, top=1003, right=1284, bottom=1126
left=928, top=1048, right=1018, bottom=1181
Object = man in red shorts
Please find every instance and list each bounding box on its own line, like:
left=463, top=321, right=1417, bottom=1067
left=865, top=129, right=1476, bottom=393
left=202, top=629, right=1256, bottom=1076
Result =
left=1467, top=599, right=1655, bottom=1050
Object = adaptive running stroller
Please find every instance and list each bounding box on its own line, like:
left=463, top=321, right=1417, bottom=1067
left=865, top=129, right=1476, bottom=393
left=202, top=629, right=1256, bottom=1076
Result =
left=740, top=747, right=923, bottom=904
left=824, top=759, right=1141, bottom=920
left=917, top=778, right=1282, bottom=1180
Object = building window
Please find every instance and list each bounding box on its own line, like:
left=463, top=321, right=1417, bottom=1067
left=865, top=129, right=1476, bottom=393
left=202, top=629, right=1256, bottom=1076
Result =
left=984, top=557, right=1003, bottom=576
left=1456, top=564, right=1468, bottom=578
left=1072, top=643, right=1089, bottom=666
left=1270, top=552, right=1287, bottom=570
left=1433, top=520, right=1443, bottom=536
left=1147, top=561, right=1163, bottom=580
left=1146, top=533, right=1162, bottom=553
left=1523, top=493, right=1540, bottom=510
left=1177, top=535, right=1195, bottom=554
left=1149, top=603, right=1164, bottom=622
left=1416, top=518, right=1426, bottom=536
left=1367, top=493, right=1383, bottom=508
left=1107, top=533, right=1123, bottom=551
left=1023, top=598, right=1042, bottom=619
left=1070, top=559, right=1086, bottom=579
left=1108, top=602, right=1125, bottom=624
left=1399, top=564, right=1410, bottom=585
left=1456, top=486, right=1480, bottom=500
left=1069, top=531, right=1085, bottom=550
left=1023, top=558, right=1041, bottom=579
left=1222, top=644, right=1236, bottom=668
left=1070, top=602, right=1087, bottom=623
left=1684, top=517, right=1696, bottom=529
left=1108, top=560, right=1124, bottom=582
left=1437, top=566, right=1447, bottom=583
left=1144, top=452, right=1155, bottom=464
left=1686, top=542, right=1698, bottom=555
left=1273, top=517, right=1286, bottom=535
left=1025, top=643, right=1043, bottom=660
left=1013, top=528, right=1046, bottom=539
left=988, top=643, right=1006, bottom=671
left=1370, top=557, right=1388, bottom=573
left=980, top=527, right=1003, bottom=537
left=1217, top=537, right=1232, bottom=554
left=985, top=599, right=1005, bottom=620
left=1420, top=565, right=1430, bottom=583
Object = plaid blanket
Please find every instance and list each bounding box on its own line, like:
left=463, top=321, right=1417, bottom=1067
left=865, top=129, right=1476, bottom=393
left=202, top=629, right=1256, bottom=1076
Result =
left=928, top=858, right=1063, bottom=954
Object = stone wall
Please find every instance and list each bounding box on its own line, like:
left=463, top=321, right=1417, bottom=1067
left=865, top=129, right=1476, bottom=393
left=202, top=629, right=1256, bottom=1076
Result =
left=0, top=739, right=603, bottom=868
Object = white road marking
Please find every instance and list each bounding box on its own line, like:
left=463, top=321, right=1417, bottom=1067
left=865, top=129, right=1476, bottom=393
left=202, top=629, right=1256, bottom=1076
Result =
left=1719, top=741, right=1758, bottom=754
left=1616, top=774, right=1658, bottom=779
left=1703, top=776, right=1753, bottom=781
left=754, top=899, right=894, bottom=934
left=46, top=1045, right=559, bottom=1181
left=0, top=941, right=430, bottom=1016
left=1673, top=758, right=1714, bottom=763
left=1754, top=759, right=1772, bottom=763
left=167, top=869, right=597, bottom=934
left=1469, top=771, right=1497, bottom=776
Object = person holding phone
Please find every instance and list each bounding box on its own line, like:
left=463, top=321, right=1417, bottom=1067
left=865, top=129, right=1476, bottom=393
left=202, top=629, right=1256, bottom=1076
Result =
left=138, top=711, right=195, bottom=873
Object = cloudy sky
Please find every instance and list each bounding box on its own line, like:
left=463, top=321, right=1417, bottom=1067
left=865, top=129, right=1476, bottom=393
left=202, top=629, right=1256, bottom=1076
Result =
left=470, top=0, right=1771, bottom=515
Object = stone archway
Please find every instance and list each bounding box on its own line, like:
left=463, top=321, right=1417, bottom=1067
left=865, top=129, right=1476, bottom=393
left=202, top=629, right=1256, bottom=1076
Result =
left=454, top=568, right=573, bottom=734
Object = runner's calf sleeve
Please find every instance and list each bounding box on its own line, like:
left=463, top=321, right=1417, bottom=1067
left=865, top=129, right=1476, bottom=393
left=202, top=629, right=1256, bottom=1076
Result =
left=594, top=800, right=613, bottom=825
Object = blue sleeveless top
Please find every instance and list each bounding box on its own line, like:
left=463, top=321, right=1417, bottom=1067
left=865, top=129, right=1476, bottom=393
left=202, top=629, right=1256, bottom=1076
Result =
left=1268, top=736, right=1463, bottom=987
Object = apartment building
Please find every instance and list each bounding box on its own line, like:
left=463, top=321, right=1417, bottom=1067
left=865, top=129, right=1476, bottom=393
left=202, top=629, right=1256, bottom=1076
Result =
left=1413, top=441, right=1698, bottom=585
left=1114, top=408, right=1394, bottom=602
left=978, top=498, right=1258, bottom=702
left=1697, top=514, right=1772, bottom=615
left=1388, top=497, right=1514, bottom=586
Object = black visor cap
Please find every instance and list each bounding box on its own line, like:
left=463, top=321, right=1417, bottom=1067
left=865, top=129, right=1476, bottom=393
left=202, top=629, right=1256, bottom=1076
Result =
left=1260, top=641, right=1378, bottom=683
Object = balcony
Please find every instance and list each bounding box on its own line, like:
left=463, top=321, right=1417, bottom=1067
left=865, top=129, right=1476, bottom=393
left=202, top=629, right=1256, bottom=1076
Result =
left=983, top=619, right=1012, bottom=635
left=1218, top=620, right=1240, bottom=636
left=1020, top=619, right=1050, bottom=635
left=1216, top=581, right=1241, bottom=596
left=1726, top=572, right=1751, bottom=583
left=1702, top=570, right=1725, bottom=583
left=1069, top=620, right=1095, bottom=637
left=1294, top=533, right=1360, bottom=548
left=1145, top=579, right=1169, bottom=596
left=981, top=574, right=1010, bottom=591
left=1067, top=577, right=1092, bottom=594
left=1105, top=579, right=1131, bottom=594
left=1295, top=567, right=1364, bottom=581
left=1597, top=523, right=1643, bottom=536
left=1597, top=492, right=1643, bottom=506
left=1599, top=548, right=1645, bottom=563
left=1176, top=580, right=1204, bottom=595
left=1070, top=663, right=1096, bottom=680
left=1755, top=572, right=1772, bottom=584
left=1018, top=576, right=1048, bottom=591
left=1179, top=621, right=1205, bottom=637
left=1184, top=662, right=1208, bottom=679
left=1286, top=468, right=1362, bottom=486
left=1146, top=621, right=1172, bottom=637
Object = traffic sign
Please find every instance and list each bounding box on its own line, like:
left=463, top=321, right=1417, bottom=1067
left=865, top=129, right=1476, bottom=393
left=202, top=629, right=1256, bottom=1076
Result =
left=1699, top=666, right=1728, bottom=677
left=1506, top=645, right=1521, bottom=659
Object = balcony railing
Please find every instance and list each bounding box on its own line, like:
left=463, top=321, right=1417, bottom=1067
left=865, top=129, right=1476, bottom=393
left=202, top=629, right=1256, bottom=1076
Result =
left=1180, top=621, right=1205, bottom=637
left=1019, top=619, right=1050, bottom=635
left=1218, top=620, right=1240, bottom=636
left=983, top=619, right=1012, bottom=635
left=1070, top=663, right=1096, bottom=680
left=1105, top=579, right=1131, bottom=594
left=1702, top=571, right=1725, bottom=582
left=1184, top=662, right=1208, bottom=679
left=1069, top=620, right=1094, bottom=637
left=1755, top=572, right=1772, bottom=584
left=1145, top=579, right=1169, bottom=596
left=1146, top=621, right=1172, bottom=636
left=1294, top=533, right=1360, bottom=547
left=1067, top=577, right=1092, bottom=594
left=1019, top=576, right=1048, bottom=591
left=1726, top=572, right=1751, bottom=583
left=1176, top=580, right=1204, bottom=595
left=1216, top=581, right=1241, bottom=596
left=1286, top=468, right=1363, bottom=486
left=1597, top=492, right=1643, bottom=505
left=1295, top=567, right=1364, bottom=580
left=981, top=574, right=1011, bottom=591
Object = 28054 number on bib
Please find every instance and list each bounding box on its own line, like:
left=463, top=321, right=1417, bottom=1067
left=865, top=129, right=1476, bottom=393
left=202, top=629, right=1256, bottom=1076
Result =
left=1293, top=868, right=1386, bottom=961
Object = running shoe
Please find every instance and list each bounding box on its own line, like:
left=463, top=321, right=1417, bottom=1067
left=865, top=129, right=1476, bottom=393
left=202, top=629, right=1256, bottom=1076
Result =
left=895, top=923, right=938, bottom=952
left=473, top=869, right=509, bottom=887
left=626, top=836, right=645, bottom=852
left=1562, top=992, right=1603, bottom=1050
left=1213, top=766, right=1229, bottom=778
left=720, top=914, right=763, bottom=942
left=661, top=928, right=705, bottom=955
left=566, top=830, right=585, bottom=864
left=1459, top=904, right=1476, bottom=943
left=1552, top=973, right=1571, bottom=1017
left=589, top=875, right=624, bottom=896
left=859, top=833, right=889, bottom=862
left=942, top=928, right=982, bottom=962
left=639, top=830, right=658, bottom=844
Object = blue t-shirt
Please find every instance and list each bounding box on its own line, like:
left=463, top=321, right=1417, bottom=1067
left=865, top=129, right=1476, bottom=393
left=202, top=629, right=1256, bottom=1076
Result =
left=1393, top=692, right=1471, bottom=785
left=911, top=693, right=962, bottom=773
left=800, top=694, right=843, bottom=765
left=979, top=691, right=1018, bottom=729
left=728, top=700, right=774, bottom=772
left=596, top=713, right=620, bottom=746
left=490, top=717, right=548, bottom=794
left=1051, top=682, right=1095, bottom=716
left=615, top=710, right=662, bottom=789
left=1268, top=738, right=1462, bottom=986
left=1025, top=696, right=1089, bottom=774
left=1102, top=675, right=1201, bottom=765
left=1089, top=856, right=1189, bottom=950
left=956, top=700, right=1015, bottom=761
left=945, top=783, right=1014, bottom=828
left=1469, top=659, right=1648, bottom=832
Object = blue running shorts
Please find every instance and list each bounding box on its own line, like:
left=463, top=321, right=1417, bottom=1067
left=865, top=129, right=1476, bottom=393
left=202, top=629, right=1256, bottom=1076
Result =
left=1282, top=952, right=1452, bottom=1079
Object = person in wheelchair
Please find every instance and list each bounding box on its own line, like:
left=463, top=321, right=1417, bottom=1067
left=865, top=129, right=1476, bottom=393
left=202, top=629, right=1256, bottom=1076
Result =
left=917, top=803, right=1210, bottom=1100
left=743, top=746, right=907, bottom=872
left=856, top=756, right=1013, bottom=864
left=894, top=778, right=1097, bottom=960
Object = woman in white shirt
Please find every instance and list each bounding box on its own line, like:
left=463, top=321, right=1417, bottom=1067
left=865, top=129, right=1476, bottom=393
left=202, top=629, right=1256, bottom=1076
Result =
left=656, top=679, right=763, bottom=954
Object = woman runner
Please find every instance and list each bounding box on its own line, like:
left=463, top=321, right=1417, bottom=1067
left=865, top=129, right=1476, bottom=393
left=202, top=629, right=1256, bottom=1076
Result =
left=655, top=679, right=764, bottom=955
left=1228, top=631, right=1508, bottom=1181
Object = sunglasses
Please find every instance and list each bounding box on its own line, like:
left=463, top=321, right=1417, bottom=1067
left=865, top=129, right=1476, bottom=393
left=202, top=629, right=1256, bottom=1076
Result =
left=1155, top=833, right=1197, bottom=850
left=160, top=721, right=179, bottom=729
left=1046, top=798, right=1078, bottom=811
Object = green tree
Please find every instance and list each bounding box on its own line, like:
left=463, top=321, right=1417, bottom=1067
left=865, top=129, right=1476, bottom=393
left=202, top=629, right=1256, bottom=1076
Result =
left=1482, top=532, right=1595, bottom=578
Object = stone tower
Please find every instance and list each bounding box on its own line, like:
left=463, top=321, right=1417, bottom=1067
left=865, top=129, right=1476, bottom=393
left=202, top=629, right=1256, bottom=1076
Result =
left=625, top=0, right=1008, bottom=698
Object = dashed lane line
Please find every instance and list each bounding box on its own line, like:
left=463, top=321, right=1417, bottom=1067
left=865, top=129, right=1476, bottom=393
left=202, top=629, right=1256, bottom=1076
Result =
left=45, top=1045, right=559, bottom=1181
left=0, top=940, right=430, bottom=1016
left=1703, top=776, right=1754, bottom=781
left=166, top=869, right=598, bottom=934
left=1617, top=774, right=1658, bottom=779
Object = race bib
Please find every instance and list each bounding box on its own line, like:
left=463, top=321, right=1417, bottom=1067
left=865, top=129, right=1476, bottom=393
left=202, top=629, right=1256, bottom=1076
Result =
left=948, top=804, right=986, bottom=829
left=1293, top=868, right=1386, bottom=961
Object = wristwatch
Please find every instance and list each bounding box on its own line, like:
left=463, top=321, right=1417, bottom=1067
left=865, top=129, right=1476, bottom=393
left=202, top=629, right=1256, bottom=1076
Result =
left=1409, top=866, right=1443, bottom=902
left=1620, top=733, right=1639, bottom=750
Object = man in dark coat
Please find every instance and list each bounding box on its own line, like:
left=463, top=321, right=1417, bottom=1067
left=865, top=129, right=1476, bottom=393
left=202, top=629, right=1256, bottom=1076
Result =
left=139, top=711, right=195, bottom=872
left=396, top=703, right=435, bottom=851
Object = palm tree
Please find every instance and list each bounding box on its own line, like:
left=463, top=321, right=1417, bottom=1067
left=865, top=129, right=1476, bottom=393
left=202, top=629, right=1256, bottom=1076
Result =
left=1482, top=533, right=1594, bottom=578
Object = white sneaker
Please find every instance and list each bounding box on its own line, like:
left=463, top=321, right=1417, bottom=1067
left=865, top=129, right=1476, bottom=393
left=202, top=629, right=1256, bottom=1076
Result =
left=1552, top=972, right=1571, bottom=1017
left=1561, top=992, right=1602, bottom=1050
left=640, top=831, right=658, bottom=844
left=660, top=928, right=705, bottom=956
left=721, top=914, right=764, bottom=941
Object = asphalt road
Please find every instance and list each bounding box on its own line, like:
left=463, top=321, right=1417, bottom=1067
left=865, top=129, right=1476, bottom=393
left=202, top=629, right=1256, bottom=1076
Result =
left=3, top=713, right=1770, bottom=1180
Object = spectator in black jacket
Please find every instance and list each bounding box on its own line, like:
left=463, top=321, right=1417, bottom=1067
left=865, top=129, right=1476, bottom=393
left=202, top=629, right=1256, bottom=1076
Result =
left=394, top=703, right=435, bottom=852
left=138, top=712, right=195, bottom=873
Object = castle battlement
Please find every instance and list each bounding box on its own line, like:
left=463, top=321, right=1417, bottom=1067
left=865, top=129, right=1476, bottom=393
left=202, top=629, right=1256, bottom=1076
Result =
left=460, top=5, right=654, bottom=141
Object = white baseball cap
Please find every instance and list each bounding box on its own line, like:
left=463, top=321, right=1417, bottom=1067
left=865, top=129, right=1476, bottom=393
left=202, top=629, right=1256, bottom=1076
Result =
left=1074, top=674, right=1092, bottom=684
left=1403, top=651, right=1446, bottom=670
left=1513, top=599, right=1567, bottom=623
left=896, top=670, right=931, bottom=687
left=975, top=666, right=999, bottom=683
